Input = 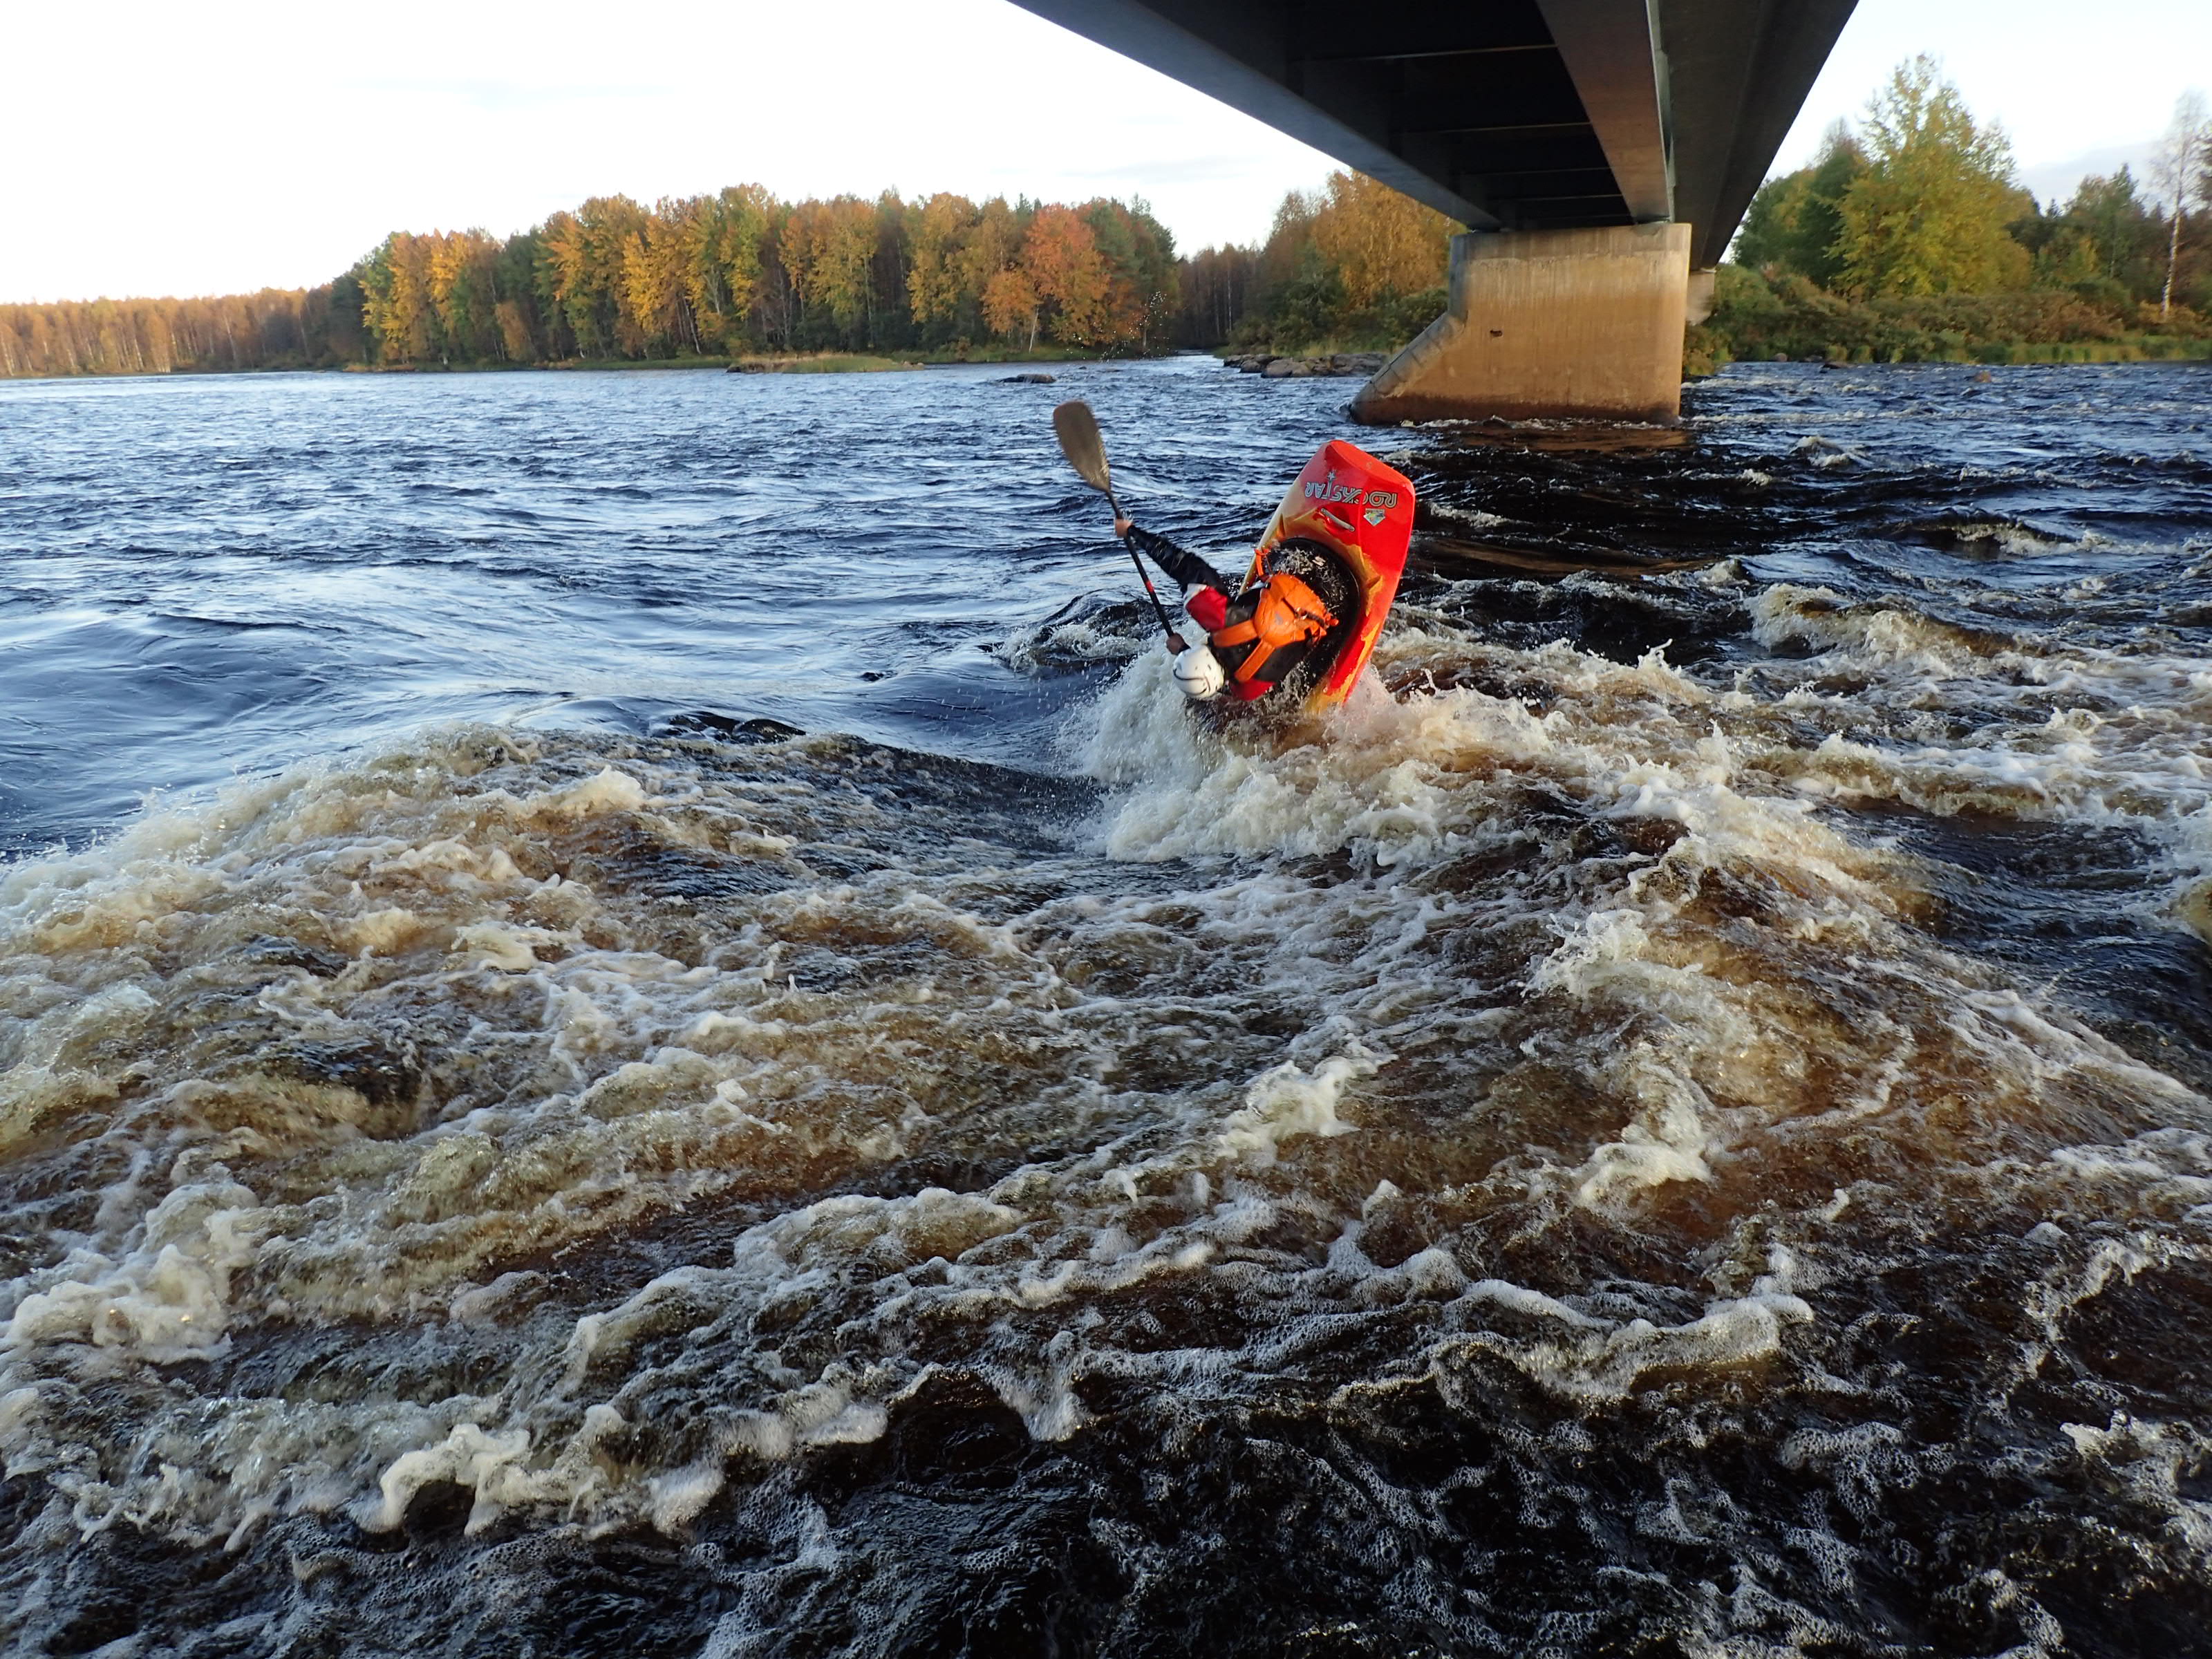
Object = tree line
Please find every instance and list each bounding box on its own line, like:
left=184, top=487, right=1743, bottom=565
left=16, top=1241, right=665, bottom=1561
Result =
left=1181, top=55, right=2212, bottom=362
left=1174, top=170, right=1455, bottom=353
left=1716, top=58, right=2212, bottom=362
left=17, top=56, right=2191, bottom=380
left=1197, top=57, right=2212, bottom=361
left=0, top=289, right=362, bottom=381
left=0, top=189, right=1192, bottom=378
left=0, top=167, right=1459, bottom=379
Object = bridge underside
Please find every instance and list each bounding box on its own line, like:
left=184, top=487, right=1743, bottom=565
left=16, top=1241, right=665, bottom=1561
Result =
left=1011, top=0, right=1855, bottom=422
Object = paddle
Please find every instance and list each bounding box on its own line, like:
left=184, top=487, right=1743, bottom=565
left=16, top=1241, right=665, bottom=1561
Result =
left=1052, top=400, right=1185, bottom=654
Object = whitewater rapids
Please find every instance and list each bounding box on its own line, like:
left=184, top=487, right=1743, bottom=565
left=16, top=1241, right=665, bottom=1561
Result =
left=3, top=359, right=2210, bottom=1656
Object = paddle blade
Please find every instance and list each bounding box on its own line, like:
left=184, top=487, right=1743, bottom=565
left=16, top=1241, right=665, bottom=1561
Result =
left=1052, top=400, right=1112, bottom=495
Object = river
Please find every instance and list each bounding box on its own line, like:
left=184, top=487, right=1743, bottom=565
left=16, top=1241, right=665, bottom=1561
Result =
left=3, top=357, right=2210, bottom=1656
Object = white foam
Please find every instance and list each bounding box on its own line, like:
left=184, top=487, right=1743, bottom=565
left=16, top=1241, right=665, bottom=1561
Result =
left=2, top=554, right=2208, bottom=1564
left=1213, top=1050, right=1376, bottom=1165
left=532, top=766, right=649, bottom=816
left=5, top=1174, right=263, bottom=1361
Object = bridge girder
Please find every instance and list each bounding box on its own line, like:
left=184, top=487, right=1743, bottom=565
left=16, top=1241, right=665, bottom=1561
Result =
left=1007, top=0, right=1855, bottom=269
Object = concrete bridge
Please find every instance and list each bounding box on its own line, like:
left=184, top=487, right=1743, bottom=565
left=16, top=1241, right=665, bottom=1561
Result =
left=1009, top=0, right=1855, bottom=423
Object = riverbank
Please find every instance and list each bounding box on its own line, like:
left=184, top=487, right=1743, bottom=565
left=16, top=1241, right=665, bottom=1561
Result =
left=1226, top=270, right=2212, bottom=380
left=28, top=345, right=1141, bottom=382
left=725, top=347, right=1112, bottom=373
left=1691, top=265, right=2212, bottom=370
left=729, top=353, right=922, bottom=374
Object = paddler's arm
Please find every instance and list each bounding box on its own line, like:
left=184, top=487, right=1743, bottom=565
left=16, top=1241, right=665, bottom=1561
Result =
left=1114, top=518, right=1232, bottom=595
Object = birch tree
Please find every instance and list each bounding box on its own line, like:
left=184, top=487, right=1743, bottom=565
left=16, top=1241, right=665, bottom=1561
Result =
left=2152, top=91, right=2211, bottom=321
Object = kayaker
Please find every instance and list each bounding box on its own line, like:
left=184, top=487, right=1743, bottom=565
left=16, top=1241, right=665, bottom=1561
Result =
left=1113, top=514, right=1359, bottom=704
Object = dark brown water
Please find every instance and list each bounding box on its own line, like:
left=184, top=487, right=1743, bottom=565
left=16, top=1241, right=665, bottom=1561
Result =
left=3, top=359, right=2211, bottom=1656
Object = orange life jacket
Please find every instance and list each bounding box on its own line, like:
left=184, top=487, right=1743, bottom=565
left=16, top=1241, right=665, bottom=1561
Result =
left=1209, top=570, right=1338, bottom=684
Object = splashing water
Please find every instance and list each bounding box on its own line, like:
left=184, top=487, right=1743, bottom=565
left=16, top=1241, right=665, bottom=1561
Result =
left=3, top=361, right=2212, bottom=1656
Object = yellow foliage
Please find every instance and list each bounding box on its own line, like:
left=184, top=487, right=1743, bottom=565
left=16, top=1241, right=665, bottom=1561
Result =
left=909, top=194, right=977, bottom=325
left=364, top=232, right=435, bottom=362
left=621, top=210, right=692, bottom=347
left=1835, top=57, right=2031, bottom=299
left=959, top=199, right=1023, bottom=306
left=495, top=300, right=536, bottom=364
left=784, top=197, right=879, bottom=328
left=1308, top=171, right=1452, bottom=306
left=981, top=267, right=1038, bottom=345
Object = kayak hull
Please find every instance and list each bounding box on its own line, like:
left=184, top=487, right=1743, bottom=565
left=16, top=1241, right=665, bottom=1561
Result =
left=1238, top=440, right=1416, bottom=711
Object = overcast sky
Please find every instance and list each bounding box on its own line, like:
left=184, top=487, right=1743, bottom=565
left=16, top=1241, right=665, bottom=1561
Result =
left=4, top=0, right=2207, bottom=304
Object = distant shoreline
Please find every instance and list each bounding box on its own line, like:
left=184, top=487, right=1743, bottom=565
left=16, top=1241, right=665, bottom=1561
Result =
left=0, top=348, right=1137, bottom=385
left=357, top=347, right=1123, bottom=375
left=13, top=339, right=2211, bottom=388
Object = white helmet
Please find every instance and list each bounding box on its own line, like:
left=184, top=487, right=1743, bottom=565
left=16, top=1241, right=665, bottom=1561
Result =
left=1172, top=644, right=1227, bottom=701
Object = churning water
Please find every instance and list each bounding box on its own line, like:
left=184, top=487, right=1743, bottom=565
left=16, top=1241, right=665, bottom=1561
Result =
left=3, top=358, right=2211, bottom=1657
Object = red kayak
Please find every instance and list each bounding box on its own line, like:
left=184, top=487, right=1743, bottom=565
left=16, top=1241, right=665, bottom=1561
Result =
left=1234, top=439, right=1416, bottom=711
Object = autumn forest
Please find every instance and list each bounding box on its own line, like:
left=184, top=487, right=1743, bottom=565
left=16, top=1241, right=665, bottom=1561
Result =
left=0, top=167, right=1465, bottom=382
left=8, top=57, right=2209, bottom=380
left=0, top=192, right=1160, bottom=378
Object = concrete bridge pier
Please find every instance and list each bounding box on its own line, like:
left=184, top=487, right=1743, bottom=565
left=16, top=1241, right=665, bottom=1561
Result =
left=1351, top=223, right=1693, bottom=427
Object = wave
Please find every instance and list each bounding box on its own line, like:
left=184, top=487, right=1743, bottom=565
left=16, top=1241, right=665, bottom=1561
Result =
left=10, top=349, right=2212, bottom=1649
left=7, top=581, right=2211, bottom=1650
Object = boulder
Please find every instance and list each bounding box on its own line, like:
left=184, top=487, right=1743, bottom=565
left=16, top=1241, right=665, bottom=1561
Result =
left=1237, top=352, right=1389, bottom=379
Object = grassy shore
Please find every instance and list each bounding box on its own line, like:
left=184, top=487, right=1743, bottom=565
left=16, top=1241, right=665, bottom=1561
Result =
left=1691, top=332, right=2212, bottom=369
left=331, top=343, right=1134, bottom=377
left=1231, top=271, right=2212, bottom=379
left=728, top=353, right=924, bottom=374
left=1689, top=267, right=2212, bottom=372
left=732, top=344, right=1129, bottom=372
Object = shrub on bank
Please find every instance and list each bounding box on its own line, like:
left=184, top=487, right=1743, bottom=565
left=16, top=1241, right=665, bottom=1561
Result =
left=1699, top=265, right=2212, bottom=367
left=1226, top=284, right=1444, bottom=357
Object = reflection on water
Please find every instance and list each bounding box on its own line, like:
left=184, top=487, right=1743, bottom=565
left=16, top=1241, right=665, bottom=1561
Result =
left=3, top=360, right=2211, bottom=1656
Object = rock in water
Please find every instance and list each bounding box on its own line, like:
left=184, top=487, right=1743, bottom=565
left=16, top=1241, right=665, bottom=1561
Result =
left=1234, top=353, right=1388, bottom=379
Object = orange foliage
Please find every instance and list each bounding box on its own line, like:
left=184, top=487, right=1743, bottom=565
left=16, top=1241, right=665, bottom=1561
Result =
left=981, top=267, right=1040, bottom=347
left=3, top=185, right=1185, bottom=374
left=1022, top=206, right=1112, bottom=345
left=1308, top=171, right=1454, bottom=307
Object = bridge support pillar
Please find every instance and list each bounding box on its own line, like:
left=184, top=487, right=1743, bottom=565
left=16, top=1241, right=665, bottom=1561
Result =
left=1687, top=266, right=1718, bottom=326
left=1351, top=223, right=1692, bottom=426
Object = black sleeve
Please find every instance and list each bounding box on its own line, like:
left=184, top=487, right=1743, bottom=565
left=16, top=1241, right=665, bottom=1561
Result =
left=1125, top=525, right=1232, bottom=594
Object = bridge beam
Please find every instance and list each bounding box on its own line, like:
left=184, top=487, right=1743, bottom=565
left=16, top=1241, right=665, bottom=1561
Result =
left=1534, top=0, right=1672, bottom=223
left=1350, top=223, right=1691, bottom=426
left=1006, top=0, right=1855, bottom=424
left=1004, top=0, right=1503, bottom=227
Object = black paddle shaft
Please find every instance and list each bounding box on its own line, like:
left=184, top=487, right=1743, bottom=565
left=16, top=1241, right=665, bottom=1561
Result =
left=1052, top=400, right=1185, bottom=653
